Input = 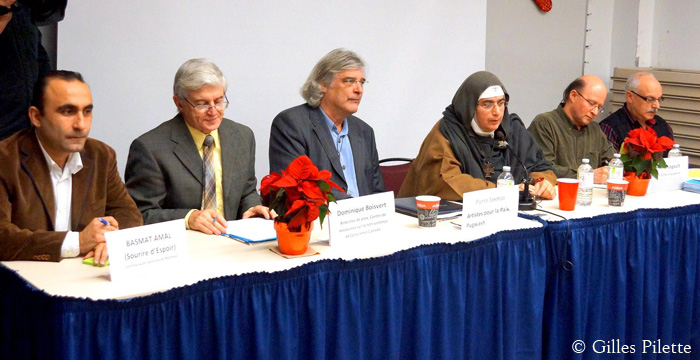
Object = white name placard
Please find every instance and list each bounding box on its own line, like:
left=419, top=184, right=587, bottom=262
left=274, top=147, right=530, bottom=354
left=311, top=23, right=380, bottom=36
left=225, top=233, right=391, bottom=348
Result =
left=461, top=186, right=518, bottom=239
left=648, top=156, right=689, bottom=194
left=328, top=191, right=394, bottom=247
left=106, top=219, right=188, bottom=282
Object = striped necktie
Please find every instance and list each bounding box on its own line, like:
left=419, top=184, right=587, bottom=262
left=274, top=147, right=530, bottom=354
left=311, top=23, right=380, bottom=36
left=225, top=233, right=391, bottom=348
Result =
left=201, top=134, right=216, bottom=210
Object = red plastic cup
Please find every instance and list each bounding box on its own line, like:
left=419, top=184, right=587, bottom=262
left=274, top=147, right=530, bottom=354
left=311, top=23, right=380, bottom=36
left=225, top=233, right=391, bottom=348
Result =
left=557, top=178, right=579, bottom=211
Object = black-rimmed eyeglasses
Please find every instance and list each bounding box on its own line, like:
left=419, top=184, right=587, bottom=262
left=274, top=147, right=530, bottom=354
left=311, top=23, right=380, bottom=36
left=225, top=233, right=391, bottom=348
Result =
left=630, top=90, right=664, bottom=105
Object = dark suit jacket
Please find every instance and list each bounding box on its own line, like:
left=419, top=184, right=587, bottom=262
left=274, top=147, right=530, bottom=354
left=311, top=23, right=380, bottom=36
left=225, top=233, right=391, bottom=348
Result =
left=125, top=114, right=261, bottom=224
left=269, top=104, right=384, bottom=199
left=0, top=128, right=143, bottom=262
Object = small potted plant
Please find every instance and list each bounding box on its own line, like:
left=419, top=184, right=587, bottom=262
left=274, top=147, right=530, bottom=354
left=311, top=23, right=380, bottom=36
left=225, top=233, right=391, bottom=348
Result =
left=260, top=155, right=343, bottom=255
left=619, top=127, right=675, bottom=195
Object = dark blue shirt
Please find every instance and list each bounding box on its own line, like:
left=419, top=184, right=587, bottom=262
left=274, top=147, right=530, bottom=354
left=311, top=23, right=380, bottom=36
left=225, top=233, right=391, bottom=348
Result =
left=599, top=103, right=674, bottom=153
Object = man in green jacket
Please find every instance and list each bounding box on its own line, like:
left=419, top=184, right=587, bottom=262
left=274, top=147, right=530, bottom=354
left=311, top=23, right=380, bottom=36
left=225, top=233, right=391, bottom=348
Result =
left=528, top=75, right=614, bottom=183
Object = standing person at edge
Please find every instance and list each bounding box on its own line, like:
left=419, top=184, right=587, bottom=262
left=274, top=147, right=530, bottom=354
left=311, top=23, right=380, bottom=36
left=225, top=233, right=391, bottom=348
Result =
left=528, top=75, right=614, bottom=184
left=0, top=0, right=51, bottom=140
left=269, top=48, right=384, bottom=200
left=599, top=72, right=674, bottom=153
left=398, top=71, right=556, bottom=200
left=125, top=58, right=272, bottom=236
left=0, top=70, right=142, bottom=263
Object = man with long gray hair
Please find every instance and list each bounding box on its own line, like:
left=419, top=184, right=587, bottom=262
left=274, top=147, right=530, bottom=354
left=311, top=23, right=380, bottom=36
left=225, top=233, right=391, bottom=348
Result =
left=269, top=48, right=384, bottom=199
left=125, top=58, right=271, bottom=235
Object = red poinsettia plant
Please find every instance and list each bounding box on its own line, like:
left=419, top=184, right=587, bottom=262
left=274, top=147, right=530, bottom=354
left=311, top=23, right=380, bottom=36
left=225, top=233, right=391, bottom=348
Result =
left=260, top=155, right=344, bottom=232
left=620, top=127, right=675, bottom=179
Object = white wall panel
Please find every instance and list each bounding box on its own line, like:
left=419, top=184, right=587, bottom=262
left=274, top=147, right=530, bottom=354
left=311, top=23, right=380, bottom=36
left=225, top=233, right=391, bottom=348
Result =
left=486, top=1, right=587, bottom=125
left=652, top=0, right=700, bottom=70
left=58, top=0, right=487, bottom=178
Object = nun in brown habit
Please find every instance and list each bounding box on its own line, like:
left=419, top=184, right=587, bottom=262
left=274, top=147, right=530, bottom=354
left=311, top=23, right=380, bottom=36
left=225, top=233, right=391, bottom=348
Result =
left=398, top=71, right=556, bottom=201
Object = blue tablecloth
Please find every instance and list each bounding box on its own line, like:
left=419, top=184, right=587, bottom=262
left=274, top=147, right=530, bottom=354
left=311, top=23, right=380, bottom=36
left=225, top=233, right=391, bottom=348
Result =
left=0, top=226, right=548, bottom=360
left=543, top=204, right=700, bottom=359
left=1, top=204, right=699, bottom=359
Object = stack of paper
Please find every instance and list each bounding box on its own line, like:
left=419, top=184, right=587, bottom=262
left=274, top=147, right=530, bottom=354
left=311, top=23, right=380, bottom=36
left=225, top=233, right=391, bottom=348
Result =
left=221, top=218, right=277, bottom=244
left=681, top=179, right=700, bottom=194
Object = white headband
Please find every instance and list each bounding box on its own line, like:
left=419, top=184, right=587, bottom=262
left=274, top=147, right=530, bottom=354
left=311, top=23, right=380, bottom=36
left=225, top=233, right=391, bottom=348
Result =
left=479, top=85, right=505, bottom=100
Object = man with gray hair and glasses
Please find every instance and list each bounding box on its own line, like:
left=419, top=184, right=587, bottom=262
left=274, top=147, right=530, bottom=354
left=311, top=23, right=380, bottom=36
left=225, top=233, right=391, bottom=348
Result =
left=125, top=58, right=271, bottom=235
left=600, top=72, right=674, bottom=153
left=269, top=48, right=384, bottom=199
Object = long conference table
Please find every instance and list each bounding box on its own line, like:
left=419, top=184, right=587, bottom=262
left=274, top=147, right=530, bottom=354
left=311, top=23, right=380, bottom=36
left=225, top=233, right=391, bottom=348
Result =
left=1, top=188, right=699, bottom=359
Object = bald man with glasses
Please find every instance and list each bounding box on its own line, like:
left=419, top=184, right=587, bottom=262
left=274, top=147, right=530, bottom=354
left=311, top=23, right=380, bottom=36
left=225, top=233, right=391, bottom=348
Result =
left=528, top=74, right=615, bottom=183
left=599, top=72, right=674, bottom=153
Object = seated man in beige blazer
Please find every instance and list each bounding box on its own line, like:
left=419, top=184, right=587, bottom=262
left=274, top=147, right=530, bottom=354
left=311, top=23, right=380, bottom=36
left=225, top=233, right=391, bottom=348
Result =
left=0, top=70, right=143, bottom=263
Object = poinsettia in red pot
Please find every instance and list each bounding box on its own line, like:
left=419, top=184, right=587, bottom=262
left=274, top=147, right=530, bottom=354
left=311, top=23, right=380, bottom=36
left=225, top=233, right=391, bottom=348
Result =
left=620, top=127, right=675, bottom=196
left=260, top=156, right=344, bottom=255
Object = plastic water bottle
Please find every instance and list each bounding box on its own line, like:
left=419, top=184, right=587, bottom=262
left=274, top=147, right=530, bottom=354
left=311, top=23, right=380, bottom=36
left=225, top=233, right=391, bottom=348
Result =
left=497, top=166, right=515, bottom=187
left=668, top=144, right=682, bottom=157
left=577, top=158, right=593, bottom=206
left=608, top=153, right=624, bottom=181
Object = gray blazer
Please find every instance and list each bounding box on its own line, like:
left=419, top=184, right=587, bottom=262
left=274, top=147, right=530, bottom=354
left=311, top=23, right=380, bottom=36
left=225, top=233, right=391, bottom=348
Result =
left=125, top=114, right=261, bottom=224
left=269, top=104, right=384, bottom=200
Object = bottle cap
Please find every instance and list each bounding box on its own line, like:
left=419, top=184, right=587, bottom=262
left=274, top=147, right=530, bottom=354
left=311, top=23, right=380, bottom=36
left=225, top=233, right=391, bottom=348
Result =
left=613, top=153, right=621, bottom=158
left=503, top=166, right=511, bottom=172
left=582, top=158, right=590, bottom=164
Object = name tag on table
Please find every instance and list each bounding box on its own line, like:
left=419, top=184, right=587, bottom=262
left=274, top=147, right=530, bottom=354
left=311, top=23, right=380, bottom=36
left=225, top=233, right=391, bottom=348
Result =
left=106, top=219, right=188, bottom=282
left=648, top=156, right=689, bottom=193
left=461, top=186, right=518, bottom=239
left=328, top=191, right=394, bottom=246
